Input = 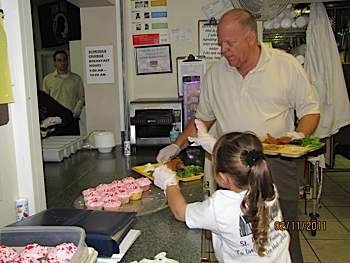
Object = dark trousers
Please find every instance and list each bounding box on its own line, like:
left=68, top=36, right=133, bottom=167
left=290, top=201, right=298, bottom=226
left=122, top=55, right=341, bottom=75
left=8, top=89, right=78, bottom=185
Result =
left=267, top=157, right=304, bottom=263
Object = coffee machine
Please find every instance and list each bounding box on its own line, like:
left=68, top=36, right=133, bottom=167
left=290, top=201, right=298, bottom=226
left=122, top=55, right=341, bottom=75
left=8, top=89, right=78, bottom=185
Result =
left=130, top=98, right=182, bottom=145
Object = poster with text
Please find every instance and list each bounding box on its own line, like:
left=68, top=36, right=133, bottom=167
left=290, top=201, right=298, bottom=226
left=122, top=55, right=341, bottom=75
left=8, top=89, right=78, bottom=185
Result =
left=86, top=45, right=114, bottom=84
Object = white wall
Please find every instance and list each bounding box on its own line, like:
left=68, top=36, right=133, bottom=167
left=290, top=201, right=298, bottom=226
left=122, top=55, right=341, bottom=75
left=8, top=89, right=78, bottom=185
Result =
left=80, top=6, right=122, bottom=143
left=0, top=0, right=46, bottom=227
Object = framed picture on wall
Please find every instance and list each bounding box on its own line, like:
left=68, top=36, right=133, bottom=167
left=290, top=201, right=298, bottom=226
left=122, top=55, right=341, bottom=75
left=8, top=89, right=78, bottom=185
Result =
left=134, top=44, right=172, bottom=75
left=37, top=1, right=81, bottom=48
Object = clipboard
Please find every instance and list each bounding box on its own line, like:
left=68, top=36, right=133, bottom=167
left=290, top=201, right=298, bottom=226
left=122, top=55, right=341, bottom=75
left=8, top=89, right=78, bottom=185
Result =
left=176, top=54, right=206, bottom=96
left=198, top=18, right=221, bottom=61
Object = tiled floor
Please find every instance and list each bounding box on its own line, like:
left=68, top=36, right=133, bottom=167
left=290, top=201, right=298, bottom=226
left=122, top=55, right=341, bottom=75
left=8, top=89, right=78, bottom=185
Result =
left=300, top=155, right=350, bottom=263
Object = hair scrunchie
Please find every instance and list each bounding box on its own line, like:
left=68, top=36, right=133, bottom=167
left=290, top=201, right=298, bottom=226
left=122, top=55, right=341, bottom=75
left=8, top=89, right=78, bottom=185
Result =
left=245, top=149, right=265, bottom=167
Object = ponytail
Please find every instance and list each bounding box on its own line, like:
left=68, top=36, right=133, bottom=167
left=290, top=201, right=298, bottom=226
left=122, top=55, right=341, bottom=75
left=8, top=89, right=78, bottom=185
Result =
left=212, top=132, right=276, bottom=256
left=240, top=152, right=275, bottom=256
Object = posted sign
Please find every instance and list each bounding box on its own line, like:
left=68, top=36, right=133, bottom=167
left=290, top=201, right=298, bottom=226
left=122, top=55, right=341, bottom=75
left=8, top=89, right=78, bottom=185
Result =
left=86, top=45, right=114, bottom=84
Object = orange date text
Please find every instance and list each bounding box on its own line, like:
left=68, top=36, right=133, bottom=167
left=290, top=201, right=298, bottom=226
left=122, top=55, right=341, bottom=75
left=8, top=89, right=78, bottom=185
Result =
left=274, top=220, right=326, bottom=231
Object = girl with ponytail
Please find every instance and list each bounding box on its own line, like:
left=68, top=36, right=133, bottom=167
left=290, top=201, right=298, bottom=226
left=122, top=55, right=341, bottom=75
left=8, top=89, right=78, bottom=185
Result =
left=153, top=120, right=291, bottom=262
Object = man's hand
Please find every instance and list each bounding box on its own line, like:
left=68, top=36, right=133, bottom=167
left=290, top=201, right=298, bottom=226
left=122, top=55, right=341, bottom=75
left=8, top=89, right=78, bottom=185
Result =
left=153, top=165, right=178, bottom=191
left=156, top=144, right=181, bottom=163
left=188, top=119, right=216, bottom=154
left=286, top=131, right=305, bottom=140
left=40, top=117, right=62, bottom=128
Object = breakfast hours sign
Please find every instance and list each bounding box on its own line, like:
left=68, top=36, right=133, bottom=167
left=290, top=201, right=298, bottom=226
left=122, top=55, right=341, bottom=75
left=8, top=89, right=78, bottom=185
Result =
left=86, top=45, right=115, bottom=84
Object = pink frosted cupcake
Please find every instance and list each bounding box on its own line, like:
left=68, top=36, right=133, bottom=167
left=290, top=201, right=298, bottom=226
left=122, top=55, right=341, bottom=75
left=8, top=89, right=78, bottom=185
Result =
left=0, top=245, right=18, bottom=262
left=111, top=180, right=125, bottom=188
left=47, top=243, right=77, bottom=263
left=103, top=198, right=122, bottom=211
left=122, top=176, right=136, bottom=184
left=116, top=187, right=131, bottom=204
left=13, top=255, right=36, bottom=263
left=20, top=243, right=48, bottom=261
left=96, top=183, right=110, bottom=194
left=102, top=191, right=118, bottom=200
left=126, top=182, right=143, bottom=201
left=136, top=177, right=152, bottom=192
left=82, top=187, right=97, bottom=197
left=85, top=197, right=103, bottom=210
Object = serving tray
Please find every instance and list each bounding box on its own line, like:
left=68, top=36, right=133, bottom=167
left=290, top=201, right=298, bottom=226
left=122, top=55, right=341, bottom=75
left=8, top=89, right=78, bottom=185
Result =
left=131, top=163, right=204, bottom=182
left=263, top=143, right=325, bottom=158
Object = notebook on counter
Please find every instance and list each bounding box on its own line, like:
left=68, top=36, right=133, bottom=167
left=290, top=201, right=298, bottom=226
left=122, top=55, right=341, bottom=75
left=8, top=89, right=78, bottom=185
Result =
left=10, top=208, right=137, bottom=257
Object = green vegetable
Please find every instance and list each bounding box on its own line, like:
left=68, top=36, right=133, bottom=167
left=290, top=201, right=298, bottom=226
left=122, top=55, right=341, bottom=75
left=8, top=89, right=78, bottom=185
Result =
left=301, top=136, right=321, bottom=147
left=176, top=165, right=203, bottom=178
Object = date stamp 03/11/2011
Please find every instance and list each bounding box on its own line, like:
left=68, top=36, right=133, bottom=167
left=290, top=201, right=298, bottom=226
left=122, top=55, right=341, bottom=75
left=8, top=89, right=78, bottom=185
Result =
left=274, top=220, right=327, bottom=231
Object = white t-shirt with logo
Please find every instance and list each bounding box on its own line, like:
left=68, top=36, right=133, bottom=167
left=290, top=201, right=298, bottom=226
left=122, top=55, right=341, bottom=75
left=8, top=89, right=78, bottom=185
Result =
left=185, top=187, right=291, bottom=263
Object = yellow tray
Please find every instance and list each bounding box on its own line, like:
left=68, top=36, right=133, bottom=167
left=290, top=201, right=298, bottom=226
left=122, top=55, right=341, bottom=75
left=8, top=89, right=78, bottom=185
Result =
left=131, top=163, right=204, bottom=182
left=263, top=143, right=325, bottom=158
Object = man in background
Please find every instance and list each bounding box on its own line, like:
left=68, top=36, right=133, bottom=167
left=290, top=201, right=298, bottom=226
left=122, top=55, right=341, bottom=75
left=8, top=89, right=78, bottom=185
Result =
left=41, top=50, right=85, bottom=135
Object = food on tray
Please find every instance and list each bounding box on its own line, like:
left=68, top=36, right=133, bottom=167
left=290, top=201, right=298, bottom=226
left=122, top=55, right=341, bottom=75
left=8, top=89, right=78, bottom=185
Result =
left=300, top=136, right=321, bottom=147
left=126, top=182, right=143, bottom=201
left=20, top=243, right=48, bottom=260
left=263, top=133, right=292, bottom=145
left=143, top=163, right=156, bottom=174
left=263, top=144, right=283, bottom=151
left=103, top=198, right=122, bottom=211
left=165, top=157, right=203, bottom=178
left=82, top=177, right=151, bottom=209
left=136, top=177, right=152, bottom=192
left=14, top=254, right=36, bottom=263
left=47, top=243, right=77, bottom=263
left=0, top=244, right=18, bottom=262
left=165, top=158, right=186, bottom=171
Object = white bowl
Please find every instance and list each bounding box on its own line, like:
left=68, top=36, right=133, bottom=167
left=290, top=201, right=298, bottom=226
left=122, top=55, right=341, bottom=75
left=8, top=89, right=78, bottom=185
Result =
left=98, top=147, right=113, bottom=153
left=94, top=131, right=116, bottom=148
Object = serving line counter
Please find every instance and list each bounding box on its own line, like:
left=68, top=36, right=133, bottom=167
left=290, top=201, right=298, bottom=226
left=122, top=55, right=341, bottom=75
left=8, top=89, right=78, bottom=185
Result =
left=42, top=146, right=203, bottom=262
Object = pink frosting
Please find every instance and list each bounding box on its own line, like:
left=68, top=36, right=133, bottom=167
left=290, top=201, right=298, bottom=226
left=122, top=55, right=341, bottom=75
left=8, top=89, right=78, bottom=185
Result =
left=103, top=199, right=121, bottom=209
left=122, top=177, right=136, bottom=184
left=96, top=184, right=110, bottom=193
left=136, top=177, right=152, bottom=187
left=47, top=243, right=77, bottom=263
left=82, top=188, right=96, bottom=197
left=13, top=255, right=36, bottom=263
left=21, top=243, right=48, bottom=259
left=0, top=245, right=18, bottom=262
left=111, top=180, right=125, bottom=187
left=126, top=182, right=142, bottom=192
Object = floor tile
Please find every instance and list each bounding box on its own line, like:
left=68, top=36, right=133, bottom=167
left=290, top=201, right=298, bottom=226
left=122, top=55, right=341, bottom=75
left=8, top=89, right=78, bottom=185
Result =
left=321, top=193, right=350, bottom=207
left=308, top=240, right=350, bottom=263
left=340, top=219, right=350, bottom=232
left=327, top=206, right=350, bottom=220
left=300, top=239, right=320, bottom=263
left=302, top=221, right=350, bottom=240
left=298, top=201, right=338, bottom=221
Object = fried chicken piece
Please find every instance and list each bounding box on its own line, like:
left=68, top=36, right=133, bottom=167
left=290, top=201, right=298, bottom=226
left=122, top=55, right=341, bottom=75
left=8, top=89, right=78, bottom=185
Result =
left=263, top=133, right=292, bottom=145
left=165, top=157, right=186, bottom=171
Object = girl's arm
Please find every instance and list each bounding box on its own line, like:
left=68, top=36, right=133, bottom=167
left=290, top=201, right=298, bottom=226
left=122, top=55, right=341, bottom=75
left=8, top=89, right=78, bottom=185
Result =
left=166, top=185, right=187, bottom=222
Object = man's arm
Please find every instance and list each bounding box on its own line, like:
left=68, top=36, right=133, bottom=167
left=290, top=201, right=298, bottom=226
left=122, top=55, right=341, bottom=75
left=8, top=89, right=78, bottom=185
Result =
left=296, top=113, right=320, bottom=136
left=174, top=117, right=214, bottom=149
left=73, top=79, right=85, bottom=118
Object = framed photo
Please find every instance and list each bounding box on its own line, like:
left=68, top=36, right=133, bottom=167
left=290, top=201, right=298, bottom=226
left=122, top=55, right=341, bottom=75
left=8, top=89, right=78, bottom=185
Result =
left=135, top=44, right=172, bottom=75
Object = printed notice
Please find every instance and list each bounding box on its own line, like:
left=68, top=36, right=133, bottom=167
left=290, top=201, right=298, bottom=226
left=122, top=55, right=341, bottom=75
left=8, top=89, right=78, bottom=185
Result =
left=85, top=45, right=114, bottom=84
left=198, top=21, right=221, bottom=61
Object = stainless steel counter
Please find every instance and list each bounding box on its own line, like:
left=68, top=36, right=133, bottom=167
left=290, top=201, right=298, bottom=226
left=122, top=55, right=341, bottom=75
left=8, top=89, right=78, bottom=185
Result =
left=43, top=146, right=203, bottom=262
